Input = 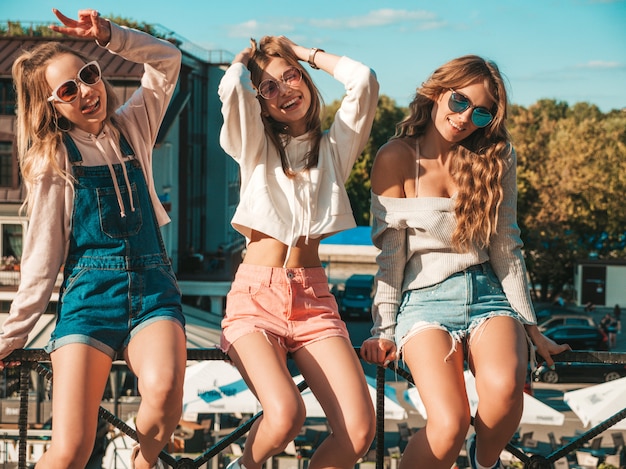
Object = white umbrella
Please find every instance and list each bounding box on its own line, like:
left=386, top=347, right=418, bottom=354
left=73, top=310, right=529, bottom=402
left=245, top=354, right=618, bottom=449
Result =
left=365, top=375, right=408, bottom=420
left=405, top=370, right=564, bottom=426
left=182, top=360, right=261, bottom=421
left=293, top=374, right=408, bottom=420
left=563, top=376, right=626, bottom=430
left=183, top=362, right=408, bottom=422
left=101, top=417, right=136, bottom=469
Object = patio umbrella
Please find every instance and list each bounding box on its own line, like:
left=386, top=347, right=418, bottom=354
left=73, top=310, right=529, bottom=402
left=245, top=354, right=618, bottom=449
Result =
left=182, top=360, right=261, bottom=421
left=293, top=374, right=408, bottom=420
left=365, top=375, right=408, bottom=420
left=183, top=361, right=408, bottom=422
left=404, top=370, right=564, bottom=426
left=563, top=376, right=626, bottom=430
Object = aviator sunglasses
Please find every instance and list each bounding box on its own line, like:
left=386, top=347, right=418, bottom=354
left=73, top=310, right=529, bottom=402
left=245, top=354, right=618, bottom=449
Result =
left=257, top=66, right=303, bottom=100
left=48, top=61, right=102, bottom=103
left=448, top=89, right=494, bottom=128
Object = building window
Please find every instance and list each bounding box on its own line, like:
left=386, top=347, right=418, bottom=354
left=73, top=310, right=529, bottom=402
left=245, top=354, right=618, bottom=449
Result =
left=0, top=142, right=13, bottom=187
left=0, top=222, right=25, bottom=289
left=2, top=223, right=23, bottom=261
left=0, top=81, right=16, bottom=115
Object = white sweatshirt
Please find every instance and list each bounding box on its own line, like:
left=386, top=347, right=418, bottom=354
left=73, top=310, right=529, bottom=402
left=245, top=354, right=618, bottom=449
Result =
left=218, top=56, right=379, bottom=247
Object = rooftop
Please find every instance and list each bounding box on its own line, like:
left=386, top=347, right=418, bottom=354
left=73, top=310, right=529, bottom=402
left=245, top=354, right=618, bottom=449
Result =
left=0, top=36, right=144, bottom=79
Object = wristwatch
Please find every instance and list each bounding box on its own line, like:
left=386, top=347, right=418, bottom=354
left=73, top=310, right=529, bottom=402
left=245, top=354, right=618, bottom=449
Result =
left=308, top=48, right=324, bottom=70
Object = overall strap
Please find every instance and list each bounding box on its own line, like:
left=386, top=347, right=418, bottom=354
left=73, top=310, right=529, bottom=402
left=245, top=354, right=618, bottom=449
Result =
left=119, top=132, right=135, bottom=158
left=62, top=133, right=82, bottom=164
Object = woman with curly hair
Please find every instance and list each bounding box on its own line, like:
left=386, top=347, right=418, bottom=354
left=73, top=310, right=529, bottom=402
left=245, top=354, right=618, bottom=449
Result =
left=360, top=55, right=570, bottom=469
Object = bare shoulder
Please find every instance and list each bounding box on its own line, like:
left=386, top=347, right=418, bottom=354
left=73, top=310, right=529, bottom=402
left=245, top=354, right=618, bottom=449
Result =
left=374, top=138, right=415, bottom=166
left=371, top=138, right=416, bottom=197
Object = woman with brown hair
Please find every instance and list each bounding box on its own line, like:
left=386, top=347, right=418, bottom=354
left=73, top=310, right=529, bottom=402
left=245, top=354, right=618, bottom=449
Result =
left=360, top=55, right=570, bottom=469
left=218, top=36, right=379, bottom=469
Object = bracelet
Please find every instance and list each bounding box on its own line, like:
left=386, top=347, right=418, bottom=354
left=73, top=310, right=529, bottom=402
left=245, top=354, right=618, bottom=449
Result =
left=308, top=47, right=324, bottom=70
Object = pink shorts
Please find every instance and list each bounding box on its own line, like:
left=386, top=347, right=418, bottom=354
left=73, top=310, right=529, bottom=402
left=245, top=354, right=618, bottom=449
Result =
left=220, top=264, right=350, bottom=353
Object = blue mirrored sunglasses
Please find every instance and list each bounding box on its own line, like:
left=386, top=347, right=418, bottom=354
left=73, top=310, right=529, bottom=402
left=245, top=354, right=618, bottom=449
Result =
left=448, top=90, right=494, bottom=128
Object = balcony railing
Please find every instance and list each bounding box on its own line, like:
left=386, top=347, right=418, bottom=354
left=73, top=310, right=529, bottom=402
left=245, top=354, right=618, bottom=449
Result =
left=3, top=348, right=626, bottom=469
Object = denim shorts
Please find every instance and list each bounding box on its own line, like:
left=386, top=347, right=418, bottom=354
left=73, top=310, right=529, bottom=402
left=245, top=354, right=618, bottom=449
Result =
left=221, top=264, right=350, bottom=353
left=46, top=262, right=185, bottom=360
left=45, top=137, right=185, bottom=360
left=395, top=262, right=524, bottom=356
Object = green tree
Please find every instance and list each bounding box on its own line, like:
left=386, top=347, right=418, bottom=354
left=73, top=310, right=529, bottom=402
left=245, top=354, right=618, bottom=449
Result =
left=510, top=99, right=626, bottom=301
left=0, top=21, right=58, bottom=37
left=1, top=16, right=161, bottom=38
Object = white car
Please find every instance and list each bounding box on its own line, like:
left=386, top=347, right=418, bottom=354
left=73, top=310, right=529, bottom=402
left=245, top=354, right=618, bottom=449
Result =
left=537, top=313, right=596, bottom=332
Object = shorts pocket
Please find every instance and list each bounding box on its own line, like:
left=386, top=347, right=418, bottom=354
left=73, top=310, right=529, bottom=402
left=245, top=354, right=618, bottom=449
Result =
left=309, top=281, right=333, bottom=300
left=61, top=266, right=90, bottom=296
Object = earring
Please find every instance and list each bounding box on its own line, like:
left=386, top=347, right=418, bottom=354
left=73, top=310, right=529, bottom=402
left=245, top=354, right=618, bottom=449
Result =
left=53, top=111, right=72, bottom=132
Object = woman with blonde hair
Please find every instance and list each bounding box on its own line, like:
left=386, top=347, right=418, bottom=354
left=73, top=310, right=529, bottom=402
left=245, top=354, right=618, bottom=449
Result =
left=0, top=8, right=186, bottom=468
left=360, top=55, right=570, bottom=469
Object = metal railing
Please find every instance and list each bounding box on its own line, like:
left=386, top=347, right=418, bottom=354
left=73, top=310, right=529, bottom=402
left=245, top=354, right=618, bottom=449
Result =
left=3, top=348, right=626, bottom=469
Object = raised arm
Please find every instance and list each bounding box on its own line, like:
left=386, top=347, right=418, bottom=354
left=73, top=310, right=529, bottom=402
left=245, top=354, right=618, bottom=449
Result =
left=49, top=8, right=111, bottom=44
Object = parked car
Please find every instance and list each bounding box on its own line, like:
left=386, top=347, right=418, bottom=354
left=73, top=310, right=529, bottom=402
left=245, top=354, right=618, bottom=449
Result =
left=534, top=306, right=579, bottom=324
left=542, top=324, right=609, bottom=351
left=533, top=361, right=626, bottom=384
left=339, top=274, right=375, bottom=321
left=538, top=312, right=596, bottom=332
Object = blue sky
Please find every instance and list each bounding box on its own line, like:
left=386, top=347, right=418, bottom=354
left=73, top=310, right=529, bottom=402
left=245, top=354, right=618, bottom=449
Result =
left=4, top=0, right=626, bottom=112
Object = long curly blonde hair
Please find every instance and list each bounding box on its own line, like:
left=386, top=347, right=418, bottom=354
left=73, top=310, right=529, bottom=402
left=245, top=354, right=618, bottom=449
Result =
left=247, top=36, right=324, bottom=177
left=12, top=42, right=120, bottom=212
left=394, top=55, right=512, bottom=251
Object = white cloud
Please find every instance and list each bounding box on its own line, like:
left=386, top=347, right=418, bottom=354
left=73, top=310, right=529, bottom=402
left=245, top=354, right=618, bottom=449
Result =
left=575, top=60, right=621, bottom=69
left=226, top=19, right=297, bottom=38
left=226, top=20, right=261, bottom=38
left=222, top=9, right=442, bottom=40
left=310, top=9, right=438, bottom=29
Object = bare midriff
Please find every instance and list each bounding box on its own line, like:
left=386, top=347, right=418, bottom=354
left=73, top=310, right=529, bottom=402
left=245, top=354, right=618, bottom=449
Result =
left=243, top=230, right=323, bottom=268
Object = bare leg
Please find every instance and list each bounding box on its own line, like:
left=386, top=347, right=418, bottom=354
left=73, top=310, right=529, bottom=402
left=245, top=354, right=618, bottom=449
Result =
left=36, top=344, right=112, bottom=469
left=468, top=317, right=528, bottom=468
left=400, top=329, right=469, bottom=469
left=125, top=320, right=187, bottom=469
left=294, top=336, right=375, bottom=469
left=227, top=332, right=307, bottom=469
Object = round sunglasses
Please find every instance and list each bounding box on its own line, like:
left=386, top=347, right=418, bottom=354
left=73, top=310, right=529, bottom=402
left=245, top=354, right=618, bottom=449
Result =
left=448, top=90, right=494, bottom=128
left=48, top=61, right=102, bottom=104
left=257, top=66, right=302, bottom=100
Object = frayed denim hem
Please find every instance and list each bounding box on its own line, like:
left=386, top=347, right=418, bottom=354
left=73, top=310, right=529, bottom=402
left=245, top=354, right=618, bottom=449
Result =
left=398, top=321, right=463, bottom=363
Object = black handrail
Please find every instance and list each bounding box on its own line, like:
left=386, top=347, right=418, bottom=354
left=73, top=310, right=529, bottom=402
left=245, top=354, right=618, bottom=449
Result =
left=4, top=348, right=626, bottom=469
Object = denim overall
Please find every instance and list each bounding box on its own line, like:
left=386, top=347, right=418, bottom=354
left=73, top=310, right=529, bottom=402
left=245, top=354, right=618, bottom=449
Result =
left=46, top=133, right=184, bottom=359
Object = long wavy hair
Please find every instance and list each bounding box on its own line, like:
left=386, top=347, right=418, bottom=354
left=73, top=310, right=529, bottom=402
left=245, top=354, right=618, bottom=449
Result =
left=394, top=55, right=512, bottom=252
left=12, top=42, right=120, bottom=212
left=247, top=36, right=324, bottom=177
